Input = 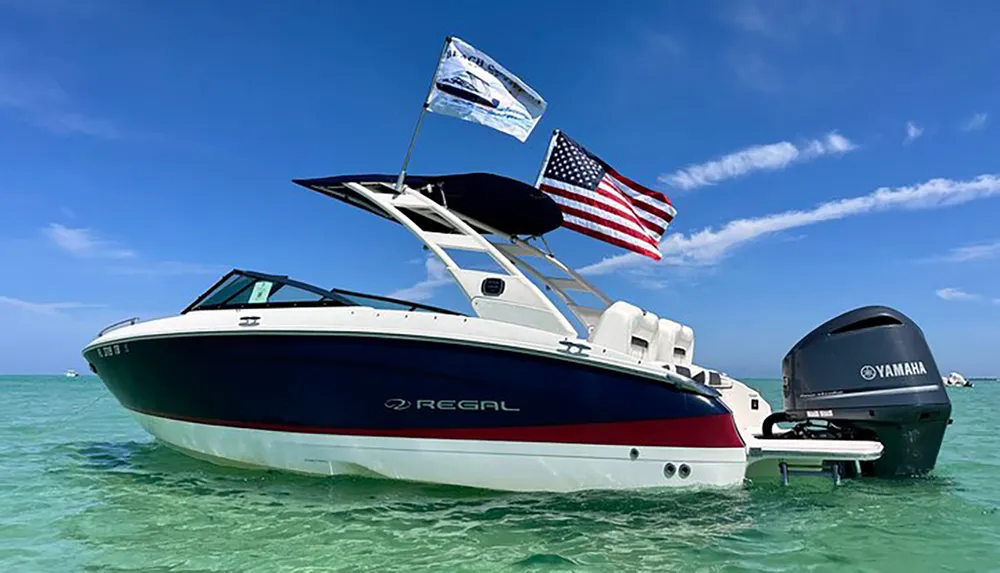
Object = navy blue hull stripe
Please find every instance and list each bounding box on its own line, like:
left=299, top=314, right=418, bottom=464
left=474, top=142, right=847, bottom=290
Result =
left=86, top=334, right=734, bottom=445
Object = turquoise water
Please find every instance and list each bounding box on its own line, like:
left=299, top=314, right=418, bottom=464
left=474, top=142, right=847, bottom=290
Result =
left=1, top=376, right=997, bottom=573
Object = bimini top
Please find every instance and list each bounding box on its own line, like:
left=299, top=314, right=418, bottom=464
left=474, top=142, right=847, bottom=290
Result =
left=293, top=172, right=562, bottom=237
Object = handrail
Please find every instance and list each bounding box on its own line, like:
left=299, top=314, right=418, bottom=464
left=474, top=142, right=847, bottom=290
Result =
left=98, top=317, right=140, bottom=337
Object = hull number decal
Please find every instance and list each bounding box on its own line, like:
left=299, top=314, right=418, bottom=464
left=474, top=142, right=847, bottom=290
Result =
left=94, top=343, right=130, bottom=358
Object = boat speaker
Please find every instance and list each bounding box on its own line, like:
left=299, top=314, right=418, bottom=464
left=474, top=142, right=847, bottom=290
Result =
left=481, top=277, right=505, bottom=296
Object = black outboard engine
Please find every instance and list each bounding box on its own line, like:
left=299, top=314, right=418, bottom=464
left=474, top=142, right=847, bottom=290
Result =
left=765, top=306, right=951, bottom=478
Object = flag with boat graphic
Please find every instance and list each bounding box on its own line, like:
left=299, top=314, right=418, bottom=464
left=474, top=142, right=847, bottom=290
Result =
left=425, top=37, right=546, bottom=142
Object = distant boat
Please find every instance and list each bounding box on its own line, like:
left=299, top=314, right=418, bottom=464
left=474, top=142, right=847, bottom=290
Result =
left=942, top=372, right=973, bottom=388
left=65, top=369, right=80, bottom=378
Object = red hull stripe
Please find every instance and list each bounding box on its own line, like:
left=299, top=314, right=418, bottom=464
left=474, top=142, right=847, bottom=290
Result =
left=128, top=408, right=745, bottom=448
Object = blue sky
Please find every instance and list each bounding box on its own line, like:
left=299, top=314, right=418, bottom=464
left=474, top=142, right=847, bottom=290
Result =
left=1, top=0, right=998, bottom=376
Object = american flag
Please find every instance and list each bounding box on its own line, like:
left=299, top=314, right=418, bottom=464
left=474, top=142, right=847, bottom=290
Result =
left=535, top=131, right=676, bottom=261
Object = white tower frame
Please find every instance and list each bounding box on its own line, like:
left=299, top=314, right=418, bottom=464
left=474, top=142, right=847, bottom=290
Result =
left=311, top=179, right=613, bottom=338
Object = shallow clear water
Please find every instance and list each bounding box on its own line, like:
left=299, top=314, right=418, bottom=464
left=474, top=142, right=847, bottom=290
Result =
left=1, top=375, right=997, bottom=572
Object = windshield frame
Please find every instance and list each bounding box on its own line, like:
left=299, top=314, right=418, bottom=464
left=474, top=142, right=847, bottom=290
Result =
left=181, top=269, right=462, bottom=315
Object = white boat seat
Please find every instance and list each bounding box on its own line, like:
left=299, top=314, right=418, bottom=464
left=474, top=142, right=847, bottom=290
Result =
left=590, top=301, right=696, bottom=364
left=654, top=318, right=695, bottom=367
left=590, top=301, right=657, bottom=359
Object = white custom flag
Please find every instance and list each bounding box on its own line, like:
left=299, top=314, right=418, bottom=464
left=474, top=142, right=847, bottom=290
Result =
left=426, top=37, right=546, bottom=142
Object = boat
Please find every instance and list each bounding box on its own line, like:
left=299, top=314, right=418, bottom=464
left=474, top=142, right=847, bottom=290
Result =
left=81, top=173, right=953, bottom=491
left=65, top=369, right=80, bottom=378
left=942, top=372, right=973, bottom=388
left=435, top=71, right=500, bottom=108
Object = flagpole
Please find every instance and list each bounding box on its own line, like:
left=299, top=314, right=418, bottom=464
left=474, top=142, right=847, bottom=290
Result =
left=395, top=36, right=452, bottom=193
left=533, top=129, right=559, bottom=188
left=526, top=129, right=561, bottom=248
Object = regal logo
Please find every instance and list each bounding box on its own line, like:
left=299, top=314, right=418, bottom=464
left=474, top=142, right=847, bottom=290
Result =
left=384, top=398, right=519, bottom=412
left=859, top=361, right=928, bottom=381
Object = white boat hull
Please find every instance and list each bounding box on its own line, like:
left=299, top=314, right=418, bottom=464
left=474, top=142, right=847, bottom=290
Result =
left=134, top=411, right=748, bottom=492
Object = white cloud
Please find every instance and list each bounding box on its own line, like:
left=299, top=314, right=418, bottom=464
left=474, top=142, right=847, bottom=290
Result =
left=725, top=0, right=850, bottom=41
left=923, top=240, right=1000, bottom=263
left=0, top=70, right=65, bottom=109
left=641, top=32, right=684, bottom=59
left=0, top=68, right=126, bottom=140
left=620, top=264, right=675, bottom=290
left=730, top=52, right=782, bottom=94
left=388, top=257, right=452, bottom=302
left=660, top=131, right=856, bottom=190
left=30, top=111, right=124, bottom=140
left=961, top=112, right=988, bottom=132
left=42, top=222, right=220, bottom=276
left=904, top=121, right=923, bottom=144
left=581, top=174, right=1000, bottom=276
left=43, top=223, right=136, bottom=258
left=730, top=1, right=773, bottom=37
left=0, top=295, right=104, bottom=316
left=934, top=288, right=997, bottom=304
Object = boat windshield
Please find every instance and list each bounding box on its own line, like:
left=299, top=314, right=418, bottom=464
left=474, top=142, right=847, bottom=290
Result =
left=183, top=270, right=460, bottom=315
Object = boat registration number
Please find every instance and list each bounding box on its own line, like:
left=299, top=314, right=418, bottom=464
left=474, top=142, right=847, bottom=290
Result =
left=94, top=343, right=130, bottom=358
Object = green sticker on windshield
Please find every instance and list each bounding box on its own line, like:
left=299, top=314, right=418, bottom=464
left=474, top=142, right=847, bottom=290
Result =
left=248, top=281, right=273, bottom=304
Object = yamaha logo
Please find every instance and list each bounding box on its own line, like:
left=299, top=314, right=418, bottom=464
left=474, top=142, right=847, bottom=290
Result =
left=860, top=361, right=928, bottom=380
left=384, top=398, right=411, bottom=411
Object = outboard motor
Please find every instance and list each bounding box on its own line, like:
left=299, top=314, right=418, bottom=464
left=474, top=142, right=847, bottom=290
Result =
left=765, top=306, right=951, bottom=478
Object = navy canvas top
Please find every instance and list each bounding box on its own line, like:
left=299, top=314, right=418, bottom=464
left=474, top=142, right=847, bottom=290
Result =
left=293, top=173, right=563, bottom=236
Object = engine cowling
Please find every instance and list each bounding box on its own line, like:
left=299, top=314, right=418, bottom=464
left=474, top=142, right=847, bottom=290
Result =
left=778, top=306, right=951, bottom=477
